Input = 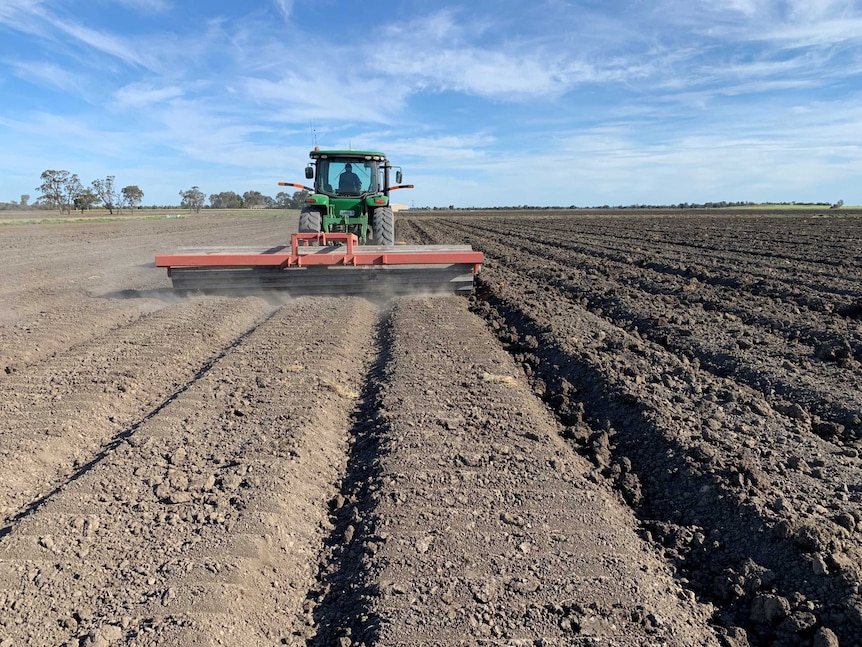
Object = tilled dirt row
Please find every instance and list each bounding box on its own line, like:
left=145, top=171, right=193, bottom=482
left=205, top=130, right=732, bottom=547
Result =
left=0, top=296, right=376, bottom=645
left=0, top=296, right=276, bottom=523
left=434, top=216, right=862, bottom=443
left=400, top=213, right=862, bottom=646
left=0, top=214, right=296, bottom=373
left=312, top=297, right=719, bottom=646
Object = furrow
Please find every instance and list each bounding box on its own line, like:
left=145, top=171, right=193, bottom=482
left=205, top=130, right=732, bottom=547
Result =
left=419, top=217, right=862, bottom=444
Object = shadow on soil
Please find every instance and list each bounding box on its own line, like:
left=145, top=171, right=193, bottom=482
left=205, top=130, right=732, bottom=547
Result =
left=100, top=288, right=179, bottom=301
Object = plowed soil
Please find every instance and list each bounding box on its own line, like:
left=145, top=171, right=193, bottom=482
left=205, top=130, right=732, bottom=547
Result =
left=1, top=209, right=860, bottom=647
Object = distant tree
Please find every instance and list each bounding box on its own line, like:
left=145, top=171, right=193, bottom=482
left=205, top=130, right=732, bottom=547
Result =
left=121, top=185, right=144, bottom=211
left=37, top=169, right=72, bottom=213
left=92, top=176, right=119, bottom=214
left=74, top=188, right=99, bottom=214
left=209, top=191, right=243, bottom=209
left=179, top=186, right=206, bottom=213
left=64, top=174, right=83, bottom=214
left=20, top=194, right=30, bottom=207
left=275, top=189, right=309, bottom=209
left=275, top=191, right=291, bottom=208
left=242, top=190, right=265, bottom=208
left=831, top=199, right=844, bottom=209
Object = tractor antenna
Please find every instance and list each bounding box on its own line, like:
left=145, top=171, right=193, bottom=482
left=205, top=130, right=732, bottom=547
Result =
left=310, top=122, right=318, bottom=147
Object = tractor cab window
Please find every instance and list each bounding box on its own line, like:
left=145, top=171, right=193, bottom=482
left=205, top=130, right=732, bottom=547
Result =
left=317, top=159, right=378, bottom=196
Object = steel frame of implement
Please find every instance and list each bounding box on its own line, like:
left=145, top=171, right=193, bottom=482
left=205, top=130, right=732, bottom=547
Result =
left=156, top=232, right=484, bottom=275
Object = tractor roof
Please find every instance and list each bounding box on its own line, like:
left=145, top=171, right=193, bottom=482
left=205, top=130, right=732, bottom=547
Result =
left=310, top=149, right=386, bottom=160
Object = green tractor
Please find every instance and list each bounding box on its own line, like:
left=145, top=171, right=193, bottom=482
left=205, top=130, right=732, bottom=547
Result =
left=158, top=151, right=484, bottom=294
left=281, top=149, right=413, bottom=245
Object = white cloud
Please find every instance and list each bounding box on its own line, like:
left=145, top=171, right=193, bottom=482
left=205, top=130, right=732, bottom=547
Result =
left=371, top=134, right=496, bottom=167
left=0, top=0, right=45, bottom=21
left=3, top=1, right=862, bottom=206
left=365, top=10, right=610, bottom=100
left=113, top=82, right=184, bottom=108
left=682, top=0, right=862, bottom=48
left=241, top=74, right=411, bottom=123
left=753, top=17, right=862, bottom=47
left=785, top=0, right=857, bottom=22
left=0, top=0, right=50, bottom=38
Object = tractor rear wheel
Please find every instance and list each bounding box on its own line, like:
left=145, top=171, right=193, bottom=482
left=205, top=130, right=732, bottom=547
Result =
left=299, top=207, right=322, bottom=234
left=372, top=206, right=395, bottom=246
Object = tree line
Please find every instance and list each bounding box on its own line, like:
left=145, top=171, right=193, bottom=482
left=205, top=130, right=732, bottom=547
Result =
left=9, top=170, right=310, bottom=214
left=178, top=187, right=311, bottom=213
left=34, top=170, right=144, bottom=214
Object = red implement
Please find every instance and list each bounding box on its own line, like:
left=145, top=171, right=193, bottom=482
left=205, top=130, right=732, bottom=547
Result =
left=156, top=232, right=484, bottom=295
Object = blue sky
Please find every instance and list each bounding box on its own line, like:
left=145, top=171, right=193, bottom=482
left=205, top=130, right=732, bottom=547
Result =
left=1, top=0, right=861, bottom=208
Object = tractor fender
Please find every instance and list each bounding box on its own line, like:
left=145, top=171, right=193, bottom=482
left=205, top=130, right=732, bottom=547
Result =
left=365, top=195, right=390, bottom=208
left=304, top=194, right=330, bottom=207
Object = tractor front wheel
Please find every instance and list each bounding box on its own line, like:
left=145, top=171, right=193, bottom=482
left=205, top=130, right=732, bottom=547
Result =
left=372, top=206, right=395, bottom=246
left=298, top=207, right=322, bottom=234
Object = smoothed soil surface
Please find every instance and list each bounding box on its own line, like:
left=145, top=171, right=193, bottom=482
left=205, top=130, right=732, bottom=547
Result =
left=1, top=209, right=860, bottom=646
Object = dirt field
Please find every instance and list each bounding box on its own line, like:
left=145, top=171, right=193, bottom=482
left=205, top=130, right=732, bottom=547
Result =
left=0, top=209, right=860, bottom=646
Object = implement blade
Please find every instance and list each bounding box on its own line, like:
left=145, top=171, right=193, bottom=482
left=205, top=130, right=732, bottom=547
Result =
left=167, top=264, right=478, bottom=295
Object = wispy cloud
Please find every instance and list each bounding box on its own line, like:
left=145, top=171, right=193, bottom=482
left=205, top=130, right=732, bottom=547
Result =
left=0, top=0, right=46, bottom=21
left=112, top=0, right=172, bottom=12
left=676, top=0, right=862, bottom=48
left=272, top=0, right=292, bottom=21
left=42, top=16, right=161, bottom=70
left=368, top=10, right=596, bottom=99
left=0, top=0, right=51, bottom=39
left=113, top=82, right=184, bottom=108
left=241, top=74, right=411, bottom=123
left=4, top=59, right=87, bottom=94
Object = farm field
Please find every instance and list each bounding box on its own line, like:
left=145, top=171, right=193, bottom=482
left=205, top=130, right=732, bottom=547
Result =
left=0, top=209, right=860, bottom=646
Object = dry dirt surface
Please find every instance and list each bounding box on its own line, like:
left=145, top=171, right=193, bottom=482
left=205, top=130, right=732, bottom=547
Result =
left=0, top=209, right=860, bottom=646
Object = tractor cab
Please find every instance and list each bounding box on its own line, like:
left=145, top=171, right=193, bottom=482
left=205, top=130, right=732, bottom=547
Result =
left=311, top=156, right=379, bottom=197
left=305, top=150, right=402, bottom=198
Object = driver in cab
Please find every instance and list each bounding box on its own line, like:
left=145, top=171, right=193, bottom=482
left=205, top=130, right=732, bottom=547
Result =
left=338, top=163, right=362, bottom=193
